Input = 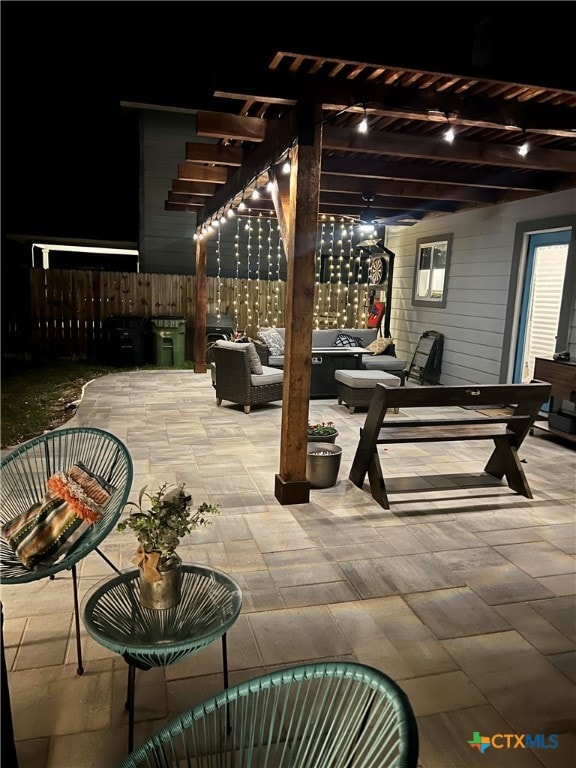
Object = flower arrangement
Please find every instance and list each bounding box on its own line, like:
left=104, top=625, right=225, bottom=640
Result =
left=117, top=483, right=220, bottom=580
left=307, top=420, right=338, bottom=437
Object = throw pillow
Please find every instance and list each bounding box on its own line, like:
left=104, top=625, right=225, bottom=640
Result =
left=245, top=342, right=263, bottom=375
left=1, top=462, right=115, bottom=569
left=366, top=337, right=394, bottom=356
left=334, top=332, right=363, bottom=347
left=258, top=328, right=285, bottom=356
left=215, top=340, right=263, bottom=374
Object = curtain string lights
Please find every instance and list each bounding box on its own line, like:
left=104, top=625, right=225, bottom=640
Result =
left=233, top=213, right=241, bottom=332
left=265, top=217, right=272, bottom=327
left=246, top=209, right=252, bottom=330
left=216, top=221, right=222, bottom=319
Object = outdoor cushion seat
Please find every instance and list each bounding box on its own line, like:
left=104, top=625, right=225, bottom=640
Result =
left=214, top=341, right=284, bottom=414
left=336, top=368, right=401, bottom=413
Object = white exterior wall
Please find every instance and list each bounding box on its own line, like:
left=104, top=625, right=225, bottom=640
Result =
left=387, top=190, right=576, bottom=386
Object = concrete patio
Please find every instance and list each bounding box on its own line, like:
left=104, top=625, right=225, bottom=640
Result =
left=2, top=369, right=575, bottom=768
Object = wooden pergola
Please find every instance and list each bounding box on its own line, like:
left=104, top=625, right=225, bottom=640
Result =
left=164, top=50, right=576, bottom=506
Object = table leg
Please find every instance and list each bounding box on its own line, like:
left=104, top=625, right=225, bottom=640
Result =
left=221, top=632, right=229, bottom=689
left=126, top=663, right=136, bottom=753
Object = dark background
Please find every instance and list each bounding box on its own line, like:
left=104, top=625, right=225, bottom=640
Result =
left=2, top=1, right=574, bottom=244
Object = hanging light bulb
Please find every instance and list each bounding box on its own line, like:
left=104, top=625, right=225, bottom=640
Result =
left=227, top=207, right=235, bottom=218
left=518, top=141, right=530, bottom=157
left=282, top=160, right=290, bottom=174
left=358, top=105, right=368, bottom=134
left=251, top=188, right=260, bottom=200
left=444, top=125, right=455, bottom=143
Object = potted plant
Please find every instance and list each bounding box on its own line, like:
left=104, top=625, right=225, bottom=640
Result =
left=307, top=421, right=338, bottom=443
left=117, top=482, right=220, bottom=610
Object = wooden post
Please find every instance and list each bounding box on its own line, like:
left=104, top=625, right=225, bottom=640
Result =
left=275, top=102, right=323, bottom=505
left=194, top=237, right=208, bottom=374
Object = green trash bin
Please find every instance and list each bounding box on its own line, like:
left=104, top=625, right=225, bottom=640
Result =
left=150, top=316, right=187, bottom=367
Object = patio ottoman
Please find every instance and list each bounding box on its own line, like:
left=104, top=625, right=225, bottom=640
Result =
left=335, top=369, right=401, bottom=413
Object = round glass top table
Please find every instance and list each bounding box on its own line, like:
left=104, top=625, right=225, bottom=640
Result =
left=82, top=563, right=242, bottom=752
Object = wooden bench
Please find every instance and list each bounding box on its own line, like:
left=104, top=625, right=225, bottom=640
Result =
left=349, top=382, right=552, bottom=509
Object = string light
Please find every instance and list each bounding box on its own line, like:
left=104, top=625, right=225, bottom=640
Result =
left=444, top=114, right=455, bottom=143
left=233, top=213, right=241, bottom=332
left=275, top=222, right=282, bottom=326
left=255, top=213, right=263, bottom=331
left=358, top=105, right=368, bottom=134
left=216, top=221, right=222, bottom=319
left=265, top=218, right=272, bottom=326
left=246, top=209, right=252, bottom=328
left=329, top=220, right=337, bottom=327
left=316, top=221, right=325, bottom=328
left=518, top=140, right=530, bottom=157
left=282, top=160, right=290, bottom=174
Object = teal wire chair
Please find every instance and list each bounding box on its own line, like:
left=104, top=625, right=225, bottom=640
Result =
left=1, top=427, right=133, bottom=674
left=117, top=661, right=419, bottom=768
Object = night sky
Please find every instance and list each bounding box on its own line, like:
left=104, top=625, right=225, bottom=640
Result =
left=2, top=2, right=574, bottom=245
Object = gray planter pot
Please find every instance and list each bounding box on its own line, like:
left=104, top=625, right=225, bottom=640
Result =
left=139, top=553, right=182, bottom=610
left=307, top=431, right=338, bottom=443
left=306, top=442, right=342, bottom=488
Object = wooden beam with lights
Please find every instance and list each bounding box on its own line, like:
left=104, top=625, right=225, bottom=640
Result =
left=323, top=127, right=576, bottom=173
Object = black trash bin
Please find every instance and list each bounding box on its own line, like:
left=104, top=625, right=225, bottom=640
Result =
left=104, top=316, right=148, bottom=367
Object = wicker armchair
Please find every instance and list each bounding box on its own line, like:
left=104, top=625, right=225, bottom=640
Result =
left=213, top=341, right=283, bottom=414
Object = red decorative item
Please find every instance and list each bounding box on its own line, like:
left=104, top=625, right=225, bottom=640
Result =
left=368, top=301, right=385, bottom=328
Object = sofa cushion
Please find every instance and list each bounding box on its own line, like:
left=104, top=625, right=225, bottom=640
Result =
left=258, top=328, right=285, bottom=356
left=311, top=329, right=339, bottom=347
left=334, top=332, right=363, bottom=347
left=362, top=355, right=407, bottom=372
left=215, top=340, right=263, bottom=374
left=366, top=337, right=394, bottom=355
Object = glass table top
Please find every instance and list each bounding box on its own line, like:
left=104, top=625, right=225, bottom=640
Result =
left=81, top=563, right=242, bottom=666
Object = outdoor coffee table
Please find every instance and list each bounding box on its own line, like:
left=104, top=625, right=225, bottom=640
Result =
left=81, top=563, right=242, bottom=752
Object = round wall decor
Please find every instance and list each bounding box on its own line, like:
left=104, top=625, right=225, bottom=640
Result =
left=368, top=255, right=387, bottom=284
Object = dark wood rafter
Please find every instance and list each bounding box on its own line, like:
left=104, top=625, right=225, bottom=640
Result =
left=185, top=142, right=244, bottom=166
left=199, top=109, right=301, bottom=223
left=213, top=66, right=576, bottom=137
left=319, top=157, right=558, bottom=192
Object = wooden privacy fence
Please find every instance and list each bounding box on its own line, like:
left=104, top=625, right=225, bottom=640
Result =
left=14, top=268, right=372, bottom=360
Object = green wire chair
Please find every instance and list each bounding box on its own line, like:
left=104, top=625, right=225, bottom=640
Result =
left=1, top=427, right=133, bottom=674
left=117, top=661, right=419, bottom=768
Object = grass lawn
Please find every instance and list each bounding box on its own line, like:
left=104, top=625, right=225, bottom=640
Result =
left=1, top=358, right=194, bottom=449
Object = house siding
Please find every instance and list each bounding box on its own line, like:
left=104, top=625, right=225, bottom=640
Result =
left=387, top=190, right=576, bottom=386
left=140, top=110, right=201, bottom=275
